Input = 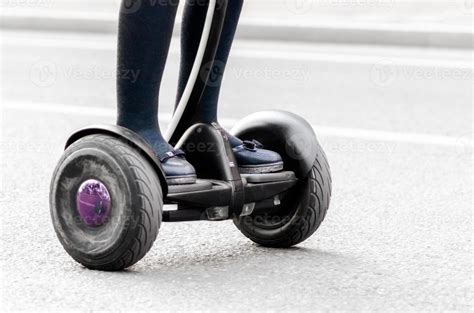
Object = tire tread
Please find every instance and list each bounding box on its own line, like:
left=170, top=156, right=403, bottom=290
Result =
left=69, top=135, right=162, bottom=271
left=235, top=147, right=331, bottom=248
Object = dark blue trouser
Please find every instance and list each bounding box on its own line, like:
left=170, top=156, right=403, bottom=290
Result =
left=117, top=0, right=244, bottom=156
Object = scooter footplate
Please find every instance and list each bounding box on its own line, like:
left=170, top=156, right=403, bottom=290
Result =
left=167, top=179, right=213, bottom=194
left=242, top=171, right=296, bottom=184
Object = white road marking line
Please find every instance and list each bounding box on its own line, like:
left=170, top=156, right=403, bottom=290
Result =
left=2, top=36, right=472, bottom=69
left=1, top=35, right=116, bottom=51
left=232, top=50, right=473, bottom=69
left=2, top=101, right=116, bottom=117
left=3, top=101, right=472, bottom=148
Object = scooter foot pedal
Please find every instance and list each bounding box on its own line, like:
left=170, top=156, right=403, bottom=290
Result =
left=167, top=179, right=213, bottom=194
left=241, top=171, right=296, bottom=184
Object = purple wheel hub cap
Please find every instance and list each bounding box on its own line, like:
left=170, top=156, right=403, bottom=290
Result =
left=76, top=179, right=111, bottom=227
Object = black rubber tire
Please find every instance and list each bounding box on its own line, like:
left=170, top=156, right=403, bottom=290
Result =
left=50, top=134, right=162, bottom=271
left=233, top=144, right=331, bottom=248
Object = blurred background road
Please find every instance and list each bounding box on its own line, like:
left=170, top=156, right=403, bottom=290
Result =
left=0, top=0, right=473, bottom=311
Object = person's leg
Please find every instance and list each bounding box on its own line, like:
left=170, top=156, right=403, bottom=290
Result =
left=117, top=0, right=196, bottom=184
left=176, top=0, right=243, bottom=147
left=117, top=0, right=177, bottom=157
left=176, top=0, right=283, bottom=173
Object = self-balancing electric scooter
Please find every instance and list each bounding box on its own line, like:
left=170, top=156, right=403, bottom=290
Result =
left=50, top=0, right=332, bottom=271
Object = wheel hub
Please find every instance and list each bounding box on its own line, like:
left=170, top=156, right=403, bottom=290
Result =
left=76, top=179, right=111, bottom=227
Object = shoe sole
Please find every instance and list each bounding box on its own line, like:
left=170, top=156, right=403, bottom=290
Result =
left=238, top=162, right=284, bottom=174
left=166, top=175, right=197, bottom=185
left=166, top=162, right=283, bottom=184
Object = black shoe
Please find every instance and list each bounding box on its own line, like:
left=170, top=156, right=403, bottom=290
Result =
left=232, top=140, right=284, bottom=174
left=159, top=149, right=197, bottom=185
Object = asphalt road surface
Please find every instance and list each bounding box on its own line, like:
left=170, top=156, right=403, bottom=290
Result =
left=0, top=30, right=472, bottom=311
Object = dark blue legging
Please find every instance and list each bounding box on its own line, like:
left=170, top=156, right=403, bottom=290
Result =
left=116, top=0, right=243, bottom=156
